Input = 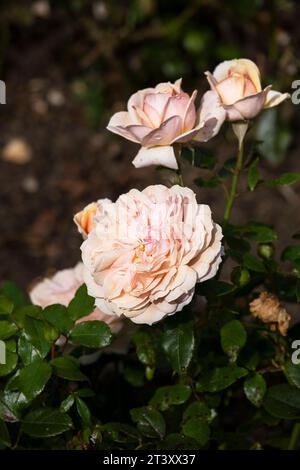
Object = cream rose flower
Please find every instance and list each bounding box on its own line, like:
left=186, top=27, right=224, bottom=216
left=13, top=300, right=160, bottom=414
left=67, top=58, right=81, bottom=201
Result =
left=81, top=185, right=223, bottom=325
left=107, top=79, right=225, bottom=170
left=29, top=262, right=123, bottom=334
left=205, top=58, right=289, bottom=121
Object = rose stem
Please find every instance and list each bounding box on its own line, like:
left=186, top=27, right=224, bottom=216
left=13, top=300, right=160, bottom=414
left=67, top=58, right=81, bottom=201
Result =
left=288, top=422, right=300, bottom=450
left=223, top=123, right=247, bottom=224
left=175, top=144, right=185, bottom=186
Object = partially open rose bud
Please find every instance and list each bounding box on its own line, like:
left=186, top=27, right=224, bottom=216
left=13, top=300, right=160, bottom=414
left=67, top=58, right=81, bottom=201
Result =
left=107, top=79, right=225, bottom=170
left=205, top=58, right=289, bottom=121
left=74, top=199, right=112, bottom=239
left=74, top=202, right=97, bottom=238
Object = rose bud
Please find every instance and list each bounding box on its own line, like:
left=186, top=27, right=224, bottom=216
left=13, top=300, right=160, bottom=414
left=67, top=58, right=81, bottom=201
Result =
left=205, top=58, right=289, bottom=121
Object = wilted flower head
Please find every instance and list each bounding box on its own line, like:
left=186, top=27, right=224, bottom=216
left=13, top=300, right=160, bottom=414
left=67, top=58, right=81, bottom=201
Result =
left=107, top=79, right=225, bottom=170
left=29, top=262, right=123, bottom=334
left=249, top=291, right=291, bottom=336
left=205, top=58, right=289, bottom=121
left=81, top=185, right=223, bottom=325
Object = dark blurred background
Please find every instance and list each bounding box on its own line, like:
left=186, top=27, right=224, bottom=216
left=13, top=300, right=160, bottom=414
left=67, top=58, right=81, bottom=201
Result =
left=0, top=0, right=299, bottom=289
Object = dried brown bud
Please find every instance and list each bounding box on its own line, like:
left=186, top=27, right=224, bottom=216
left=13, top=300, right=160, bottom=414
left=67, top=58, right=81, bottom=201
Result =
left=249, top=291, right=291, bottom=336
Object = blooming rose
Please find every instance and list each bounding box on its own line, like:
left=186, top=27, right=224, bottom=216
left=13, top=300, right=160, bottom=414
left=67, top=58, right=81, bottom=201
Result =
left=107, top=79, right=225, bottom=170
left=205, top=58, right=289, bottom=121
left=81, top=185, right=223, bottom=325
left=29, top=262, right=123, bottom=334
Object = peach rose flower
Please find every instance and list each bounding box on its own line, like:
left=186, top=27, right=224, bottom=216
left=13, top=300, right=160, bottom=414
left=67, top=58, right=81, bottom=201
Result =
left=81, top=185, right=223, bottom=325
left=29, top=262, right=123, bottom=334
left=107, top=79, right=225, bottom=170
left=205, top=58, right=289, bottom=121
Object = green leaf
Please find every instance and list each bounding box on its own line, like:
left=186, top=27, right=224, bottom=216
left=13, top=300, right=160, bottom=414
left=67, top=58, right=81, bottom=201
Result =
left=0, top=352, right=18, bottom=377
left=243, top=222, right=277, bottom=243
left=182, top=146, right=217, bottom=169
left=23, top=316, right=57, bottom=358
left=264, top=384, right=300, bottom=419
left=68, top=284, right=95, bottom=321
left=51, top=356, right=87, bottom=381
left=162, top=322, right=195, bottom=374
left=0, top=390, right=30, bottom=422
left=60, top=395, right=75, bottom=413
left=1, top=281, right=27, bottom=308
left=196, top=280, right=235, bottom=297
left=194, top=176, right=220, bottom=188
left=248, top=158, right=260, bottom=191
left=0, top=296, right=13, bottom=315
left=183, top=401, right=215, bottom=423
left=123, top=365, right=145, bottom=387
left=267, top=173, right=300, bottom=187
left=17, top=359, right=52, bottom=400
left=130, top=406, right=165, bottom=439
left=220, top=320, right=247, bottom=362
left=150, top=385, right=191, bottom=411
left=284, top=361, right=300, bottom=389
left=44, top=304, right=73, bottom=334
left=133, top=330, right=156, bottom=367
left=282, top=246, right=300, bottom=262
left=0, top=321, right=18, bottom=340
left=70, top=320, right=112, bottom=348
left=21, top=408, right=73, bottom=438
left=0, top=419, right=11, bottom=447
left=103, top=423, right=140, bottom=443
left=196, top=366, right=248, bottom=393
left=243, top=373, right=267, bottom=407
left=75, top=397, right=91, bottom=427
left=182, top=418, right=210, bottom=446
left=243, top=253, right=266, bottom=272
left=18, top=334, right=41, bottom=366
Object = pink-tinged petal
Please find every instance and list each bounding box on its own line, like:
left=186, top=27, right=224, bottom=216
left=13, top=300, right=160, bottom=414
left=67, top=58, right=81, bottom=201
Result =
left=190, top=90, right=226, bottom=142
left=205, top=71, right=218, bottom=92
left=126, top=124, right=152, bottom=142
left=132, top=145, right=178, bottom=170
left=143, top=93, right=170, bottom=127
left=264, top=89, right=290, bottom=108
left=107, top=111, right=132, bottom=127
left=107, top=112, right=140, bottom=143
left=128, top=302, right=168, bottom=325
left=155, top=79, right=182, bottom=94
left=228, top=86, right=270, bottom=120
left=127, top=88, right=155, bottom=122
left=216, top=75, right=245, bottom=105
left=213, top=59, right=262, bottom=92
left=163, top=94, right=191, bottom=124
left=224, top=105, right=245, bottom=121
left=142, top=115, right=182, bottom=146
left=183, top=90, right=197, bottom=132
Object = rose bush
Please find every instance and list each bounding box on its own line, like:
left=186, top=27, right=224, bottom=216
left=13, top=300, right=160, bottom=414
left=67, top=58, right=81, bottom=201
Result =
left=2, top=57, right=300, bottom=452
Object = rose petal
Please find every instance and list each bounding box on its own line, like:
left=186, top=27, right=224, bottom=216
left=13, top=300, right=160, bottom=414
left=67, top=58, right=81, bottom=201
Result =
left=264, top=89, right=290, bottom=108
left=142, top=115, right=182, bottom=146
left=132, top=145, right=178, bottom=170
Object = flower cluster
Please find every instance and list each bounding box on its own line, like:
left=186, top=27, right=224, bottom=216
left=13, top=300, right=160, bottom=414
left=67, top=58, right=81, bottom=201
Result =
left=31, top=58, right=289, bottom=327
